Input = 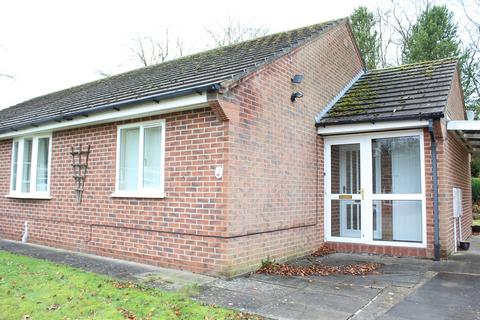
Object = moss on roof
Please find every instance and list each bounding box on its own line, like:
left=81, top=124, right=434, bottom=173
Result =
left=319, top=58, right=459, bottom=125
left=0, top=18, right=347, bottom=132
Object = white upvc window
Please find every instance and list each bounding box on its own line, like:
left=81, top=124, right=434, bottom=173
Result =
left=9, top=134, right=52, bottom=199
left=112, top=119, right=166, bottom=198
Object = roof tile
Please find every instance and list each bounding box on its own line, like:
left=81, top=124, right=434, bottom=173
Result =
left=0, top=18, right=346, bottom=133
left=318, top=58, right=458, bottom=125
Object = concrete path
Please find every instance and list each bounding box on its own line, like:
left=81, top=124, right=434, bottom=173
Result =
left=197, top=254, right=435, bottom=320
left=0, top=239, right=215, bottom=291
left=2, top=238, right=480, bottom=319
left=379, top=237, right=480, bottom=320
left=195, top=238, right=480, bottom=320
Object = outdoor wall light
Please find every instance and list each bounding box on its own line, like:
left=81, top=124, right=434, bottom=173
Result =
left=291, top=74, right=304, bottom=84
left=291, top=91, right=304, bottom=102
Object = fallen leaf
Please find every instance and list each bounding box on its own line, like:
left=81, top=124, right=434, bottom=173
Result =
left=47, top=303, right=61, bottom=311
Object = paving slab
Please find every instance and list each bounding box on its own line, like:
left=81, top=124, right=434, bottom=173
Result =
left=381, top=272, right=480, bottom=320
left=195, top=286, right=276, bottom=313
left=256, top=297, right=352, bottom=320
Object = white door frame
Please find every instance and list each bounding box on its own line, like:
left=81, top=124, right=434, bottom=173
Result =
left=324, top=129, right=427, bottom=248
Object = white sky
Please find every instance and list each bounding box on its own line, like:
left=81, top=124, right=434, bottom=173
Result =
left=0, top=0, right=464, bottom=108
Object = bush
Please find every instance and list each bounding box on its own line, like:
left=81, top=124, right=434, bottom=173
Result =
left=472, top=158, right=480, bottom=177
left=472, top=178, right=480, bottom=203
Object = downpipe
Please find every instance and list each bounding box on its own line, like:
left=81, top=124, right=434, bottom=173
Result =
left=428, top=120, right=441, bottom=261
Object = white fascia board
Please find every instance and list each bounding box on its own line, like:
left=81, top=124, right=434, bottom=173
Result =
left=0, top=93, right=207, bottom=140
left=317, top=120, right=429, bottom=135
left=447, top=120, right=480, bottom=131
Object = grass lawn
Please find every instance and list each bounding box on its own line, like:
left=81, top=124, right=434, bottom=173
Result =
left=0, top=251, right=250, bottom=320
left=473, top=218, right=480, bottom=226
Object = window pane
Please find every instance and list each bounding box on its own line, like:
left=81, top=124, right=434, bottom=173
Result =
left=22, top=139, right=33, bottom=192
left=331, top=144, right=361, bottom=194
left=119, top=128, right=139, bottom=191
left=11, top=141, right=19, bottom=191
left=372, top=136, right=421, bottom=194
left=36, top=137, right=49, bottom=192
left=143, top=126, right=161, bottom=188
left=331, top=199, right=361, bottom=238
left=373, top=200, right=422, bottom=243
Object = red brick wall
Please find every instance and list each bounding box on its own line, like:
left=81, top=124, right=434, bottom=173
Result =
left=437, top=70, right=472, bottom=256
left=220, top=21, right=364, bottom=274
left=0, top=108, right=232, bottom=274
left=0, top=21, right=364, bottom=275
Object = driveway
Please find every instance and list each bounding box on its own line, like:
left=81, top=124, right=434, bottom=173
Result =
left=196, top=239, right=480, bottom=319
left=1, top=238, right=480, bottom=319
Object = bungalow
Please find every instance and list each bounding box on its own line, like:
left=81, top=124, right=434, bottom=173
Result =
left=0, top=18, right=473, bottom=276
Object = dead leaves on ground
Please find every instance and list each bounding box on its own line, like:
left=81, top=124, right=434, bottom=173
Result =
left=257, top=245, right=381, bottom=277
left=46, top=303, right=61, bottom=311
left=118, top=307, right=137, bottom=319
left=310, top=245, right=336, bottom=257
left=257, top=261, right=382, bottom=276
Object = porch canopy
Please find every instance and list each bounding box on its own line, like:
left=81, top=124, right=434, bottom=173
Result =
left=316, top=58, right=458, bottom=134
left=447, top=120, right=480, bottom=153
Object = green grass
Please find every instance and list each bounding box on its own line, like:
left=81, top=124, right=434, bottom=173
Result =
left=0, top=251, right=245, bottom=320
left=473, top=219, right=480, bottom=226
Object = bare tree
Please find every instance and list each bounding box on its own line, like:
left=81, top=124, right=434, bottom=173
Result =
left=128, top=28, right=188, bottom=68
left=0, top=45, right=13, bottom=79
left=375, top=7, right=395, bottom=68
left=459, top=0, right=480, bottom=28
left=205, top=17, right=269, bottom=47
left=458, top=0, right=480, bottom=109
left=131, top=29, right=170, bottom=67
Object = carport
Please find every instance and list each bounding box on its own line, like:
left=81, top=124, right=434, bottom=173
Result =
left=448, top=120, right=480, bottom=153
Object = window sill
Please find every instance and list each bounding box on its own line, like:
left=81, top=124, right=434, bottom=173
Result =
left=110, top=191, right=166, bottom=199
left=6, top=193, right=52, bottom=200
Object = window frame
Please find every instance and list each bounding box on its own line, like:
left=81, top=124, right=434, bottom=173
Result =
left=113, top=119, right=166, bottom=198
left=8, top=133, right=52, bottom=199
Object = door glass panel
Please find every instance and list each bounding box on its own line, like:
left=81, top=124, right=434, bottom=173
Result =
left=373, top=200, right=422, bottom=242
left=372, top=136, right=421, bottom=194
left=331, top=199, right=361, bottom=238
left=331, top=144, right=360, bottom=194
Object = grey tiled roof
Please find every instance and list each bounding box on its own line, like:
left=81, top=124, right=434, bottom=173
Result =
left=317, top=58, right=459, bottom=125
left=0, top=19, right=346, bottom=133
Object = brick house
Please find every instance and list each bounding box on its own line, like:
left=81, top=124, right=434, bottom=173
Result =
left=0, top=18, right=473, bottom=275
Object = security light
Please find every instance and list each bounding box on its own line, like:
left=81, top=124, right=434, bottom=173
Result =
left=291, top=91, right=304, bottom=102
left=291, top=74, right=304, bottom=84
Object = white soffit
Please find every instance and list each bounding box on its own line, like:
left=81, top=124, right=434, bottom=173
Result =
left=447, top=120, right=480, bottom=153
left=317, top=120, right=429, bottom=135
left=0, top=93, right=208, bottom=140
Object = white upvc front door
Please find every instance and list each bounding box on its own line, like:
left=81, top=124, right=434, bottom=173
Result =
left=324, top=130, right=426, bottom=248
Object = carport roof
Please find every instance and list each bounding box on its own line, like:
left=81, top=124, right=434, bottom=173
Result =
left=317, top=58, right=459, bottom=126
left=447, top=120, right=480, bottom=153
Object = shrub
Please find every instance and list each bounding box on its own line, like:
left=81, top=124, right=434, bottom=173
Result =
left=472, top=178, right=480, bottom=203
left=472, top=158, right=480, bottom=177
left=260, top=256, right=276, bottom=269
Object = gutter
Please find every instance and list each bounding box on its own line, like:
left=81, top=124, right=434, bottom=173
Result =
left=428, top=119, right=441, bottom=261
left=0, top=83, right=221, bottom=135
